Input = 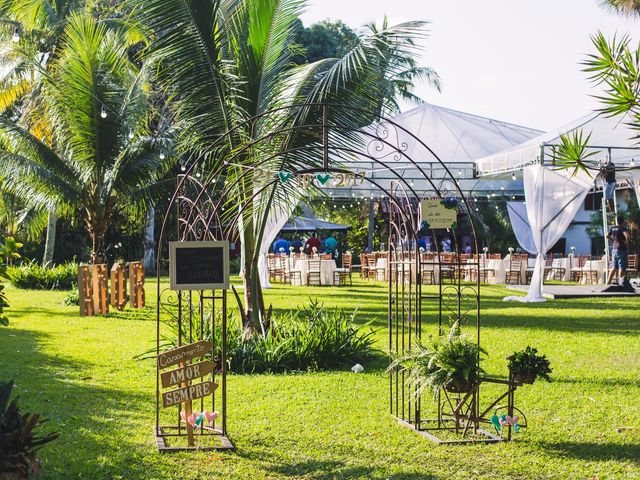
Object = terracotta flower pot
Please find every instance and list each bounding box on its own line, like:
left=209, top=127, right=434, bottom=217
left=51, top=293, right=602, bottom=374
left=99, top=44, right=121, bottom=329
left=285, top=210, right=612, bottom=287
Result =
left=445, top=379, right=475, bottom=393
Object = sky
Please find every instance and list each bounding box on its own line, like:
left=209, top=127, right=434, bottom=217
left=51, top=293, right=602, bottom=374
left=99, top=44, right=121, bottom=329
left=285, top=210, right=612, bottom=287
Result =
left=300, top=0, right=638, bottom=132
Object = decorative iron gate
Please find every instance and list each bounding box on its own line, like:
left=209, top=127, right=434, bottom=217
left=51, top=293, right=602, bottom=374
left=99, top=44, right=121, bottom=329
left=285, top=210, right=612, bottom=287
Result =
left=153, top=103, right=520, bottom=450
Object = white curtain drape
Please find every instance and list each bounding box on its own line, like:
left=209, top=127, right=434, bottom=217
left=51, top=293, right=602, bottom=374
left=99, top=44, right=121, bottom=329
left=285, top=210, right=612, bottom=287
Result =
left=506, top=201, right=537, bottom=254
left=504, top=165, right=592, bottom=302
left=256, top=200, right=295, bottom=288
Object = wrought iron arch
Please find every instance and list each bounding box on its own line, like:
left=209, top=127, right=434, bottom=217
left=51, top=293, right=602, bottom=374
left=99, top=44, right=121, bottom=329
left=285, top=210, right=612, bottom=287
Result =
left=154, top=103, right=499, bottom=450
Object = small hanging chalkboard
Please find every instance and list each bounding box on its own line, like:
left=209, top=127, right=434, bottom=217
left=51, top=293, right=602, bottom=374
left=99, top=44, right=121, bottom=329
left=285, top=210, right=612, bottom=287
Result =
left=169, top=241, right=229, bottom=290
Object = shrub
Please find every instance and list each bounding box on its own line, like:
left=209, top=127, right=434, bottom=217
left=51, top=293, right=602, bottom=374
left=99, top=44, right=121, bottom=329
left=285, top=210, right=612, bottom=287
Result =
left=390, top=322, right=486, bottom=398
left=0, top=247, right=8, bottom=326
left=0, top=380, right=59, bottom=478
left=150, top=300, right=379, bottom=373
left=63, top=288, right=80, bottom=307
left=6, top=262, right=78, bottom=290
left=507, top=346, right=552, bottom=383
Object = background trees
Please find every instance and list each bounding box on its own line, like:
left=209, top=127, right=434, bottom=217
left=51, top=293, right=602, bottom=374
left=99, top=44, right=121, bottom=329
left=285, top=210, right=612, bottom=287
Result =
left=132, top=0, right=436, bottom=329
left=0, top=13, right=171, bottom=263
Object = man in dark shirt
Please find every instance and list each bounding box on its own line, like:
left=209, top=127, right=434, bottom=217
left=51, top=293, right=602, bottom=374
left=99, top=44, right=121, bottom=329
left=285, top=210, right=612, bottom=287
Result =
left=606, top=214, right=631, bottom=285
left=601, top=160, right=616, bottom=211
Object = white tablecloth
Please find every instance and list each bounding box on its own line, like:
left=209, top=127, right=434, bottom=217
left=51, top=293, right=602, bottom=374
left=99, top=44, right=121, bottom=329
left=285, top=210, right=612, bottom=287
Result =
left=545, top=257, right=572, bottom=282
left=580, top=259, right=607, bottom=285
left=292, top=259, right=337, bottom=286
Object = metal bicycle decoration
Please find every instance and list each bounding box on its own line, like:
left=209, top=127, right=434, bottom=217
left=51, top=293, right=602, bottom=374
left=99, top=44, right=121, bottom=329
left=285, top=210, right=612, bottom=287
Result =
left=154, top=102, right=527, bottom=450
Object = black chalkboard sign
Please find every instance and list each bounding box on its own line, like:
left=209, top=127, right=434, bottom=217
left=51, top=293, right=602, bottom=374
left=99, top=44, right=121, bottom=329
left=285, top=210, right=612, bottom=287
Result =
left=169, top=241, right=229, bottom=290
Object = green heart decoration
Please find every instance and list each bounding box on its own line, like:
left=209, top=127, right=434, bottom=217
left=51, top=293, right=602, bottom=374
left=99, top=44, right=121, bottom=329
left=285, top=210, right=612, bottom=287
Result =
left=315, top=173, right=331, bottom=185
left=450, top=221, right=457, bottom=229
left=278, top=172, right=293, bottom=183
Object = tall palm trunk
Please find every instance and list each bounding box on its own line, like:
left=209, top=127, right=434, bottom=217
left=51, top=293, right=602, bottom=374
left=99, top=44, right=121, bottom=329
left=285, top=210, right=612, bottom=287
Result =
left=143, top=205, right=156, bottom=274
left=42, top=210, right=57, bottom=266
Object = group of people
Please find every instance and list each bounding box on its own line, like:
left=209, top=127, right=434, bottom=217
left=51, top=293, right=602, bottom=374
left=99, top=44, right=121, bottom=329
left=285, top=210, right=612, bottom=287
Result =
left=272, top=232, right=339, bottom=255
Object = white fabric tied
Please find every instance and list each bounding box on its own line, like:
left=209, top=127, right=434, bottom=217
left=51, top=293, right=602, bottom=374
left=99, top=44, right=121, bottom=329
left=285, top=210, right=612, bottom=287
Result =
left=504, top=165, right=592, bottom=302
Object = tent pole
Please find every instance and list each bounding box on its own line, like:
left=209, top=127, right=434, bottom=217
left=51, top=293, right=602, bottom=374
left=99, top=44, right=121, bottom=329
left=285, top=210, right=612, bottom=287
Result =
left=601, top=177, right=609, bottom=274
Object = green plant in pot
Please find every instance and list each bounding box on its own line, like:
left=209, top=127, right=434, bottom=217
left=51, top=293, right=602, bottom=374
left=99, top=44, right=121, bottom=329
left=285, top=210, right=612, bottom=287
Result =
left=390, top=322, right=486, bottom=398
left=507, top=346, right=552, bottom=384
left=0, top=380, right=59, bottom=479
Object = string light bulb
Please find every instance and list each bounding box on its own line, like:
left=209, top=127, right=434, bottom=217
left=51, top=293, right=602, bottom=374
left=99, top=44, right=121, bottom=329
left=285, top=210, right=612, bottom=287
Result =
left=100, top=105, right=107, bottom=118
left=159, top=152, right=166, bottom=160
left=631, top=158, right=636, bottom=167
left=12, top=26, right=19, bottom=43
left=511, top=172, right=517, bottom=181
left=128, top=130, right=134, bottom=140
left=180, top=164, right=186, bottom=172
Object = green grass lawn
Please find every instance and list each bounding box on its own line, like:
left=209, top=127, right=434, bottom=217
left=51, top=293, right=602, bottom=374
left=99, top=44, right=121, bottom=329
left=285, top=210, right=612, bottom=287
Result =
left=1, top=278, right=640, bottom=479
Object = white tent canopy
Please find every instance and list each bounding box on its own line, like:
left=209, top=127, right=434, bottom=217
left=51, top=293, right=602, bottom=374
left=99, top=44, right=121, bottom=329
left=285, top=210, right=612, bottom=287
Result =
left=479, top=112, right=640, bottom=301
left=257, top=104, right=543, bottom=288
left=476, top=113, right=639, bottom=176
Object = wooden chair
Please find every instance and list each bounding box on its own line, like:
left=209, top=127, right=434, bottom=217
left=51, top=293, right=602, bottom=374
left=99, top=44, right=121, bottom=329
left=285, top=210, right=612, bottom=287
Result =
left=628, top=254, right=638, bottom=277
left=420, top=253, right=436, bottom=284
left=366, top=254, right=379, bottom=280
left=440, top=253, right=456, bottom=283
left=307, top=259, right=322, bottom=286
left=581, top=258, right=600, bottom=284
left=267, top=254, right=285, bottom=283
left=505, top=257, right=523, bottom=284
left=543, top=256, right=553, bottom=278
left=359, top=253, right=369, bottom=279
left=479, top=256, right=496, bottom=284
left=334, top=253, right=353, bottom=286
left=321, top=253, right=332, bottom=260
left=569, top=255, right=588, bottom=282
left=550, top=257, right=566, bottom=281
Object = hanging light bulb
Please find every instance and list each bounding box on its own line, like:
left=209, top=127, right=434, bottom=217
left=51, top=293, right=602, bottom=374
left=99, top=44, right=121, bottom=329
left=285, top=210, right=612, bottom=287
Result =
left=12, top=26, right=19, bottom=43
left=495, top=205, right=499, bottom=209
left=631, top=158, right=636, bottom=167
left=100, top=105, right=107, bottom=118
left=511, top=172, right=517, bottom=181
left=180, top=164, right=186, bottom=172
left=196, top=171, right=201, bottom=178
left=511, top=195, right=516, bottom=200
left=128, top=130, right=134, bottom=140
left=475, top=207, right=479, bottom=212
left=159, top=152, right=166, bottom=160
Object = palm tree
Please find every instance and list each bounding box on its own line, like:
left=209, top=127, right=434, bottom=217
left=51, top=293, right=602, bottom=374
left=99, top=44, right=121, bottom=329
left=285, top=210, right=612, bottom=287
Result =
left=600, top=0, right=640, bottom=15
left=133, top=0, right=433, bottom=328
left=0, top=13, right=172, bottom=263
left=0, top=1, right=143, bottom=264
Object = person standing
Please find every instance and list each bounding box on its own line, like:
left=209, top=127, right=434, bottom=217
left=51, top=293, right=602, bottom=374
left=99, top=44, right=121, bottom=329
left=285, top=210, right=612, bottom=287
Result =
left=606, top=214, right=631, bottom=286
left=601, top=159, right=616, bottom=212
left=324, top=232, right=338, bottom=254
left=290, top=235, right=303, bottom=252
left=304, top=232, right=322, bottom=254
left=272, top=235, right=289, bottom=253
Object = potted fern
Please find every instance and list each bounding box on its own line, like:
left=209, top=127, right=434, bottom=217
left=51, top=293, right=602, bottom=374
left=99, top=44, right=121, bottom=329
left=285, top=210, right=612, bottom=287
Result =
left=390, top=323, right=486, bottom=398
left=0, top=381, right=59, bottom=479
left=507, top=346, right=552, bottom=384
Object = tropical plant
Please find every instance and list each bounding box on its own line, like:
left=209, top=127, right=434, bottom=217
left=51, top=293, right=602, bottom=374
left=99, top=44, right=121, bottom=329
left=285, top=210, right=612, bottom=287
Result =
left=0, top=237, right=22, bottom=265
left=0, top=13, right=173, bottom=263
left=132, top=0, right=435, bottom=330
left=0, top=250, right=7, bottom=326
left=0, top=380, right=59, bottom=478
left=389, top=323, right=486, bottom=398
left=507, top=346, right=552, bottom=383
left=6, top=261, right=77, bottom=290
left=148, top=299, right=378, bottom=374
left=600, top=0, right=640, bottom=15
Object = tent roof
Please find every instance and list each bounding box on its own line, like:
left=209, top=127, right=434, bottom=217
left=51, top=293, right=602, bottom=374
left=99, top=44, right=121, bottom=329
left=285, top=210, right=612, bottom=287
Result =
left=476, top=112, right=640, bottom=175
left=280, top=216, right=350, bottom=233
left=375, top=103, right=543, bottom=164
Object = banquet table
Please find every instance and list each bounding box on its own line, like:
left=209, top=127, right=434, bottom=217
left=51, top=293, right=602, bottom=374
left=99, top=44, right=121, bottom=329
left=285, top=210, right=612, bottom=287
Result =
left=579, top=259, right=607, bottom=285
left=291, top=259, right=337, bottom=286
left=545, top=257, right=572, bottom=282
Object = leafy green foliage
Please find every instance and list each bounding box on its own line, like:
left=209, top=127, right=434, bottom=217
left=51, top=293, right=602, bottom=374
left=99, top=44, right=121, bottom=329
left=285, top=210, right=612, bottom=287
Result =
left=553, top=131, right=599, bottom=178
left=390, top=322, right=486, bottom=398
left=6, top=261, right=78, bottom=290
left=0, top=380, right=59, bottom=478
left=0, top=236, right=23, bottom=266
left=0, top=245, right=8, bottom=326
left=153, top=299, right=378, bottom=374
left=62, top=288, right=79, bottom=307
left=507, top=346, right=552, bottom=382
left=292, top=19, right=359, bottom=64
